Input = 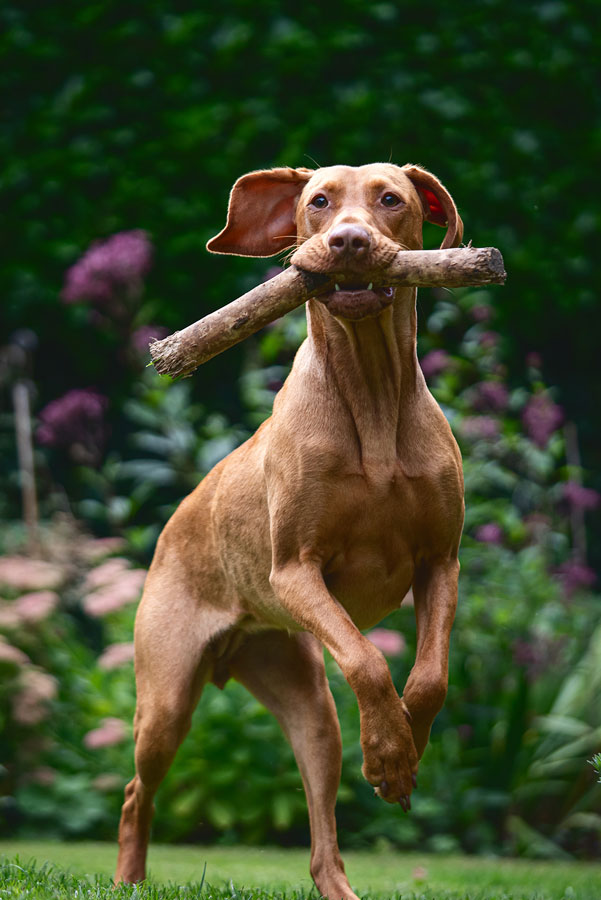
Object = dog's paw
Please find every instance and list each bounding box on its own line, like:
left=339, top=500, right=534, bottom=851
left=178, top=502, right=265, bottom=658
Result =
left=360, top=698, right=419, bottom=807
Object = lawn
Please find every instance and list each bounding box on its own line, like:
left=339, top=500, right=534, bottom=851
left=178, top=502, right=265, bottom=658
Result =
left=1, top=841, right=599, bottom=899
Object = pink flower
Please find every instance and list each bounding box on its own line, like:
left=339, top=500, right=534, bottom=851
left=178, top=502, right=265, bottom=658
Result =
left=130, top=325, right=169, bottom=355
left=0, top=556, right=65, bottom=591
left=460, top=416, right=501, bottom=441
left=0, top=605, right=22, bottom=629
left=92, top=773, right=123, bottom=791
left=98, top=642, right=135, bottom=670
left=522, top=392, right=563, bottom=448
left=367, top=628, right=405, bottom=657
left=84, top=717, right=128, bottom=749
left=13, top=669, right=58, bottom=725
left=420, top=349, right=451, bottom=380
left=475, top=523, right=503, bottom=544
left=81, top=536, right=127, bottom=562
left=84, top=557, right=131, bottom=591
left=0, top=638, right=30, bottom=666
left=14, top=591, right=59, bottom=623
left=62, top=230, right=153, bottom=307
left=83, top=568, right=146, bottom=617
left=562, top=481, right=601, bottom=511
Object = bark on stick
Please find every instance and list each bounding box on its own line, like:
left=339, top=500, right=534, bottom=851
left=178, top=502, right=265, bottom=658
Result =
left=150, top=246, right=505, bottom=378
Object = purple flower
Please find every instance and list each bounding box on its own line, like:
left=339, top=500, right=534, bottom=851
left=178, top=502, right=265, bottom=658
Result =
left=526, top=351, right=542, bottom=370
left=37, top=389, right=108, bottom=463
left=62, top=230, right=153, bottom=308
left=478, top=330, right=500, bottom=349
left=474, top=523, right=503, bottom=544
left=512, top=639, right=543, bottom=680
left=460, top=415, right=501, bottom=441
left=556, top=559, right=596, bottom=598
left=130, top=324, right=169, bottom=355
left=512, top=635, right=566, bottom=682
left=522, top=392, right=563, bottom=448
left=562, top=481, right=601, bottom=511
left=470, top=304, right=493, bottom=322
left=420, top=349, right=451, bottom=380
left=472, top=381, right=509, bottom=413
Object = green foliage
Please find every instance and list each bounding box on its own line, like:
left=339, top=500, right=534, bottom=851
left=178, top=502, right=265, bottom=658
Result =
left=1, top=0, right=600, bottom=861
left=2, top=284, right=600, bottom=856
left=1, top=0, right=600, bottom=530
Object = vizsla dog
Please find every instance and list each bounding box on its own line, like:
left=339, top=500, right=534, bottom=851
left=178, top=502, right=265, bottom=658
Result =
left=115, top=163, right=465, bottom=900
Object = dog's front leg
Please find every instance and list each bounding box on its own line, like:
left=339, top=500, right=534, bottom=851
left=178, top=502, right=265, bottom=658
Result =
left=402, top=557, right=459, bottom=758
left=270, top=560, right=418, bottom=808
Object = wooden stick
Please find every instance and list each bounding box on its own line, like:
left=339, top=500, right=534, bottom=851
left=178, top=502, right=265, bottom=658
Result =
left=150, top=246, right=505, bottom=378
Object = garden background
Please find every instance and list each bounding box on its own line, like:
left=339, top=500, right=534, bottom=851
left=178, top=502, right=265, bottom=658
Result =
left=1, top=0, right=600, bottom=865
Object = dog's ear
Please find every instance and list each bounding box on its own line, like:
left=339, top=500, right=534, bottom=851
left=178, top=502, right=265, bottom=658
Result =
left=402, top=165, right=464, bottom=249
left=206, top=167, right=314, bottom=257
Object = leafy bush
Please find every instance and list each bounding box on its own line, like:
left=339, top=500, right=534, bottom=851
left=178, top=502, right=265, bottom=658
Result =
left=1, top=274, right=600, bottom=856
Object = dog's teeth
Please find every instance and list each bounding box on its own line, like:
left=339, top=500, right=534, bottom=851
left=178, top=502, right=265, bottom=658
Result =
left=335, top=283, right=341, bottom=291
left=367, top=282, right=373, bottom=291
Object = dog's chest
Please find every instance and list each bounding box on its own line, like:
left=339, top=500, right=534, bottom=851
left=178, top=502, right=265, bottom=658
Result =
left=318, top=467, right=450, bottom=628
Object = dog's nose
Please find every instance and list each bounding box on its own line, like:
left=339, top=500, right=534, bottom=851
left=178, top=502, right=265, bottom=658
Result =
left=328, top=224, right=371, bottom=258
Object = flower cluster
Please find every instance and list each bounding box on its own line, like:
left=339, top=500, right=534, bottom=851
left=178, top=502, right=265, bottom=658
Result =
left=420, top=349, right=451, bottom=381
left=37, top=389, right=109, bottom=464
left=83, top=716, right=128, bottom=749
left=62, top=230, right=153, bottom=308
left=130, top=324, right=169, bottom=356
left=13, top=668, right=58, bottom=725
left=82, top=558, right=146, bottom=617
left=521, top=391, right=564, bottom=448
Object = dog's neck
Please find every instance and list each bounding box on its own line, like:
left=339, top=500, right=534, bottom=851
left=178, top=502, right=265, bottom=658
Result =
left=306, top=287, right=422, bottom=474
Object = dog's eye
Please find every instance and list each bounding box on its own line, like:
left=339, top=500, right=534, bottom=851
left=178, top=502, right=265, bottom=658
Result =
left=381, top=192, right=402, bottom=208
left=310, top=194, right=329, bottom=209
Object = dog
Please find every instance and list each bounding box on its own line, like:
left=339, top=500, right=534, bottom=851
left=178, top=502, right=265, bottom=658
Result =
left=115, top=163, right=465, bottom=900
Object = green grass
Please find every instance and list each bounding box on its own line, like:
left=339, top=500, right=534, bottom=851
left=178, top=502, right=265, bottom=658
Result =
left=1, top=841, right=599, bottom=899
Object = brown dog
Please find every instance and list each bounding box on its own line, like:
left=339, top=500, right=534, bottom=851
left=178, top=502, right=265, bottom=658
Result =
left=115, top=163, right=465, bottom=900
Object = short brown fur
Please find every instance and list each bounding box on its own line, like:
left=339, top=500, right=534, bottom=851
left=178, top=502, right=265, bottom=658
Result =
left=115, top=163, right=465, bottom=900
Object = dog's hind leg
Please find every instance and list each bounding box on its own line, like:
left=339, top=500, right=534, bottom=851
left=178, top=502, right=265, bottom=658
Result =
left=114, top=571, right=237, bottom=885
left=229, top=630, right=360, bottom=900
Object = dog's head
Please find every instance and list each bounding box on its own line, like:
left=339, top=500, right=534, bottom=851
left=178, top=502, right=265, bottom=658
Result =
left=207, top=163, right=463, bottom=320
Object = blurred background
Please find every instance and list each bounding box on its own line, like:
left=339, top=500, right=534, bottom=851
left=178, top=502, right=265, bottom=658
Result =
left=1, top=0, right=600, bottom=860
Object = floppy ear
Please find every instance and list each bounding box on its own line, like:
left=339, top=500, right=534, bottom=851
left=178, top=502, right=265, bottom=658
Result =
left=402, top=165, right=464, bottom=249
left=206, top=167, right=314, bottom=257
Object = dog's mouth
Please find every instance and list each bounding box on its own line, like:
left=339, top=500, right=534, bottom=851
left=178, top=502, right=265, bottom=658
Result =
left=318, top=282, right=396, bottom=321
